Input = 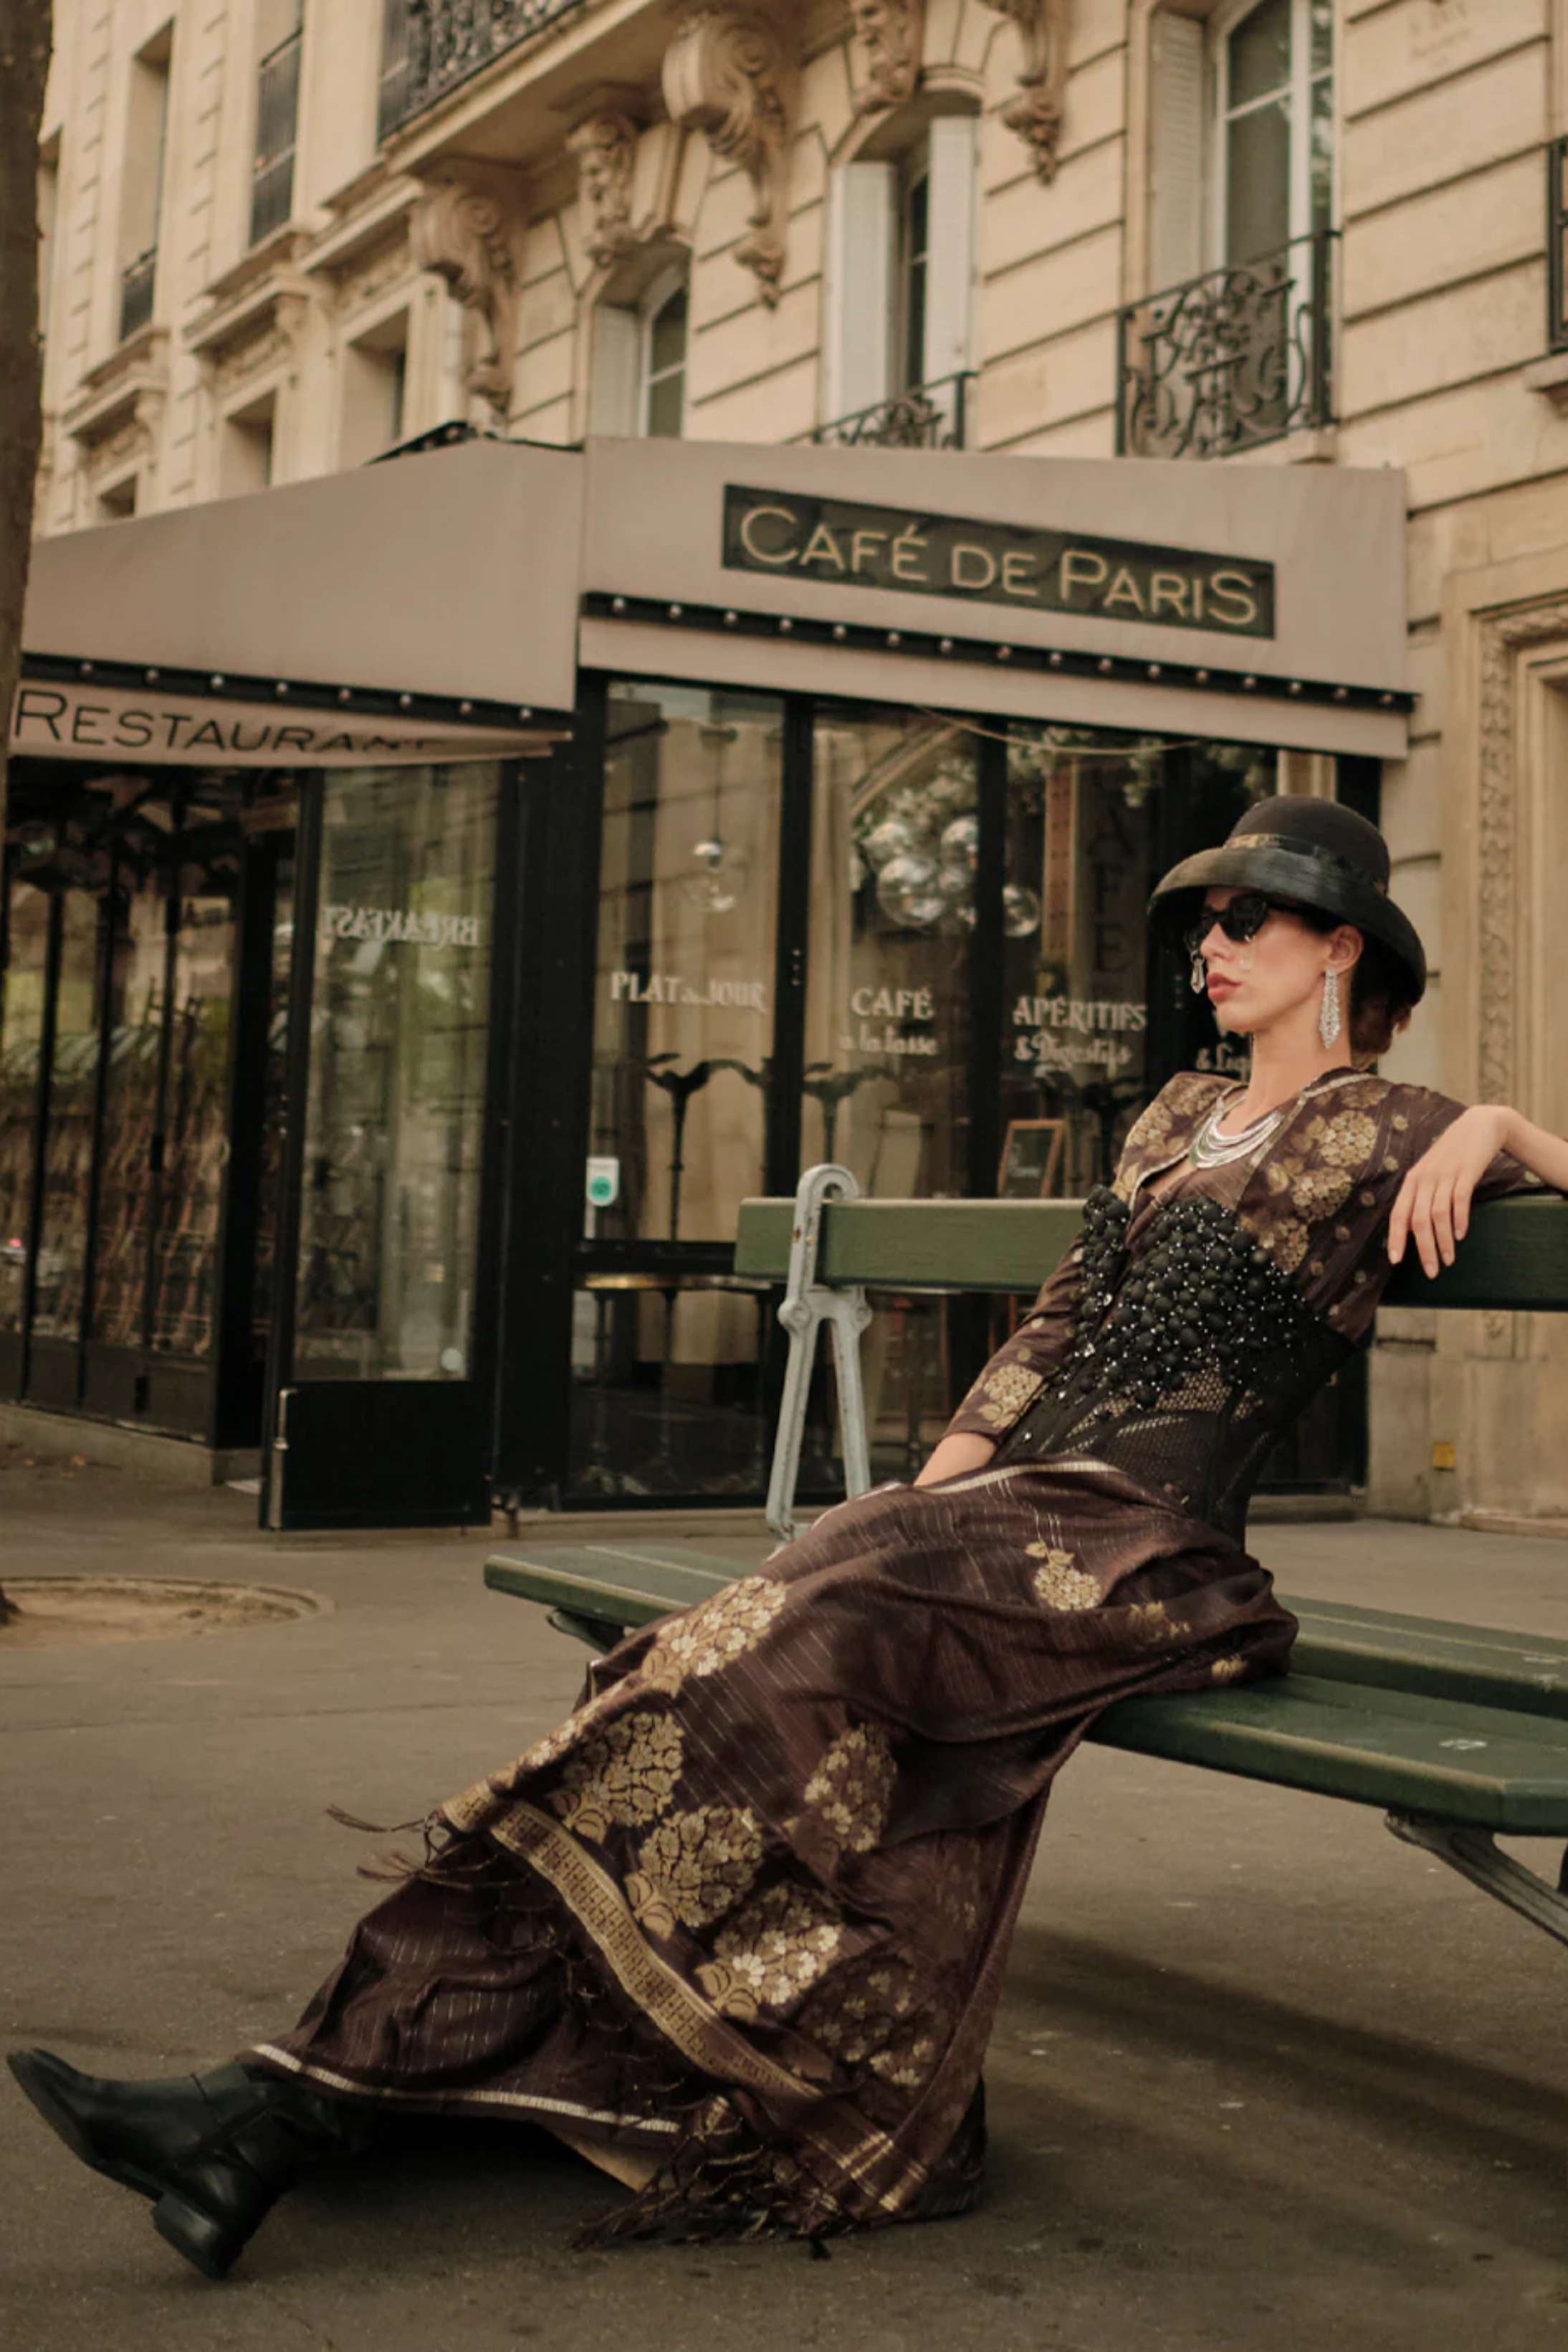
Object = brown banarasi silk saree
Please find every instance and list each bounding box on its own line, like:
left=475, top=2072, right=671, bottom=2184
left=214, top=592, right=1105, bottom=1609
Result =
left=251, top=1072, right=1544, bottom=2243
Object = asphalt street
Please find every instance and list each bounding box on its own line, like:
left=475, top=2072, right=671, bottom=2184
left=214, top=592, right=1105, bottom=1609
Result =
left=2, top=1451, right=1567, bottom=2352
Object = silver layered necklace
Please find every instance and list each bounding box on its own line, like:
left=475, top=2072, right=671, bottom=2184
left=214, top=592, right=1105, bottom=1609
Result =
left=1187, top=1070, right=1357, bottom=1171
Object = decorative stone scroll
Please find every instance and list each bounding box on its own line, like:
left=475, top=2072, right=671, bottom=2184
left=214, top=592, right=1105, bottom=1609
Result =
left=411, top=166, right=522, bottom=416
left=849, top=0, right=924, bottom=115
left=976, top=0, right=1071, bottom=183
left=569, top=111, right=640, bottom=271
left=663, top=4, right=796, bottom=306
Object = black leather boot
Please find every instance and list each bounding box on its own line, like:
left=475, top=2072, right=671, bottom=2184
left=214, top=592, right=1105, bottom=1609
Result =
left=6, top=2047, right=369, bottom=2278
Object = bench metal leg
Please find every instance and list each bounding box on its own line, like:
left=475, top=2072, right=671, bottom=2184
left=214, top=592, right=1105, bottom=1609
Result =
left=766, top=1164, right=874, bottom=1546
left=1387, top=1811, right=1568, bottom=1950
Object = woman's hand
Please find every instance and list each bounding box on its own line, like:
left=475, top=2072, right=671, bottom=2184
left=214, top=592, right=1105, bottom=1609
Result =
left=914, top=1432, right=997, bottom=1487
left=1387, top=1105, right=1512, bottom=1276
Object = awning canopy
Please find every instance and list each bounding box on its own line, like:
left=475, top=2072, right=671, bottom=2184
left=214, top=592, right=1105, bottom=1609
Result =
left=15, top=432, right=1411, bottom=768
left=15, top=437, right=582, bottom=766
left=580, top=439, right=1412, bottom=760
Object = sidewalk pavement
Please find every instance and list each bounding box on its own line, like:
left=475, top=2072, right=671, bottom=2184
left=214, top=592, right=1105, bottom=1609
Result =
left=2, top=1451, right=1567, bottom=2352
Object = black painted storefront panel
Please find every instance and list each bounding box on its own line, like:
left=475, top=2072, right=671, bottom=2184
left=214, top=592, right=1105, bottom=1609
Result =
left=275, top=1381, right=490, bottom=1530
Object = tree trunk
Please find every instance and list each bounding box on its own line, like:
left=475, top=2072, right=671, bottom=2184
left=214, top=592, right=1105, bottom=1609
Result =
left=0, top=0, right=54, bottom=1629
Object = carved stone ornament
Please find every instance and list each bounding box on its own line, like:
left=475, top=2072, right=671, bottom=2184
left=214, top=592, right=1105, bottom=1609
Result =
left=975, top=0, right=1071, bottom=182
left=849, top=0, right=924, bottom=115
left=569, top=111, right=640, bottom=271
left=663, top=5, right=796, bottom=306
left=411, top=167, right=522, bottom=416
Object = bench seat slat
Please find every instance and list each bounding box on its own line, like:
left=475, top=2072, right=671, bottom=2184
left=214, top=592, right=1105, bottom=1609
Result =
left=733, top=1194, right=1568, bottom=1311
left=1096, top=1674, right=1568, bottom=1834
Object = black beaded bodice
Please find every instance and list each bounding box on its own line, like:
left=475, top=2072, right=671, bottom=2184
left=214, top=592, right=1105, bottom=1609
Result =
left=994, top=1185, right=1352, bottom=1541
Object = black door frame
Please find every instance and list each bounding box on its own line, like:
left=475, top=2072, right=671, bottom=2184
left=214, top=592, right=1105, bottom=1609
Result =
left=261, top=763, right=523, bottom=1530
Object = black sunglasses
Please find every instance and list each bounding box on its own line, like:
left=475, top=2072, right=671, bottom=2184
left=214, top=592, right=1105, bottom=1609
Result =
left=1182, top=893, right=1281, bottom=959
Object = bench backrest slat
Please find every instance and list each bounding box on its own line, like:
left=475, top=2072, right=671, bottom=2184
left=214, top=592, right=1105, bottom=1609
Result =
left=733, top=1195, right=1568, bottom=1312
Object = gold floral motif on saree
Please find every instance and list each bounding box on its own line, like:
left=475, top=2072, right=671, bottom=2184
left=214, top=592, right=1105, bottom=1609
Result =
left=626, top=1804, right=765, bottom=1938
left=697, top=1883, right=846, bottom=2022
left=443, top=1683, right=621, bottom=1828
left=1127, top=1599, right=1182, bottom=1645
left=967, top=1358, right=1046, bottom=1429
left=1027, top=1541, right=1100, bottom=1611
left=1210, top=1654, right=1247, bottom=1684
left=641, top=1577, right=788, bottom=1693
left=553, top=1708, right=685, bottom=1844
left=798, top=1951, right=950, bottom=2093
left=801, top=1723, right=898, bottom=1859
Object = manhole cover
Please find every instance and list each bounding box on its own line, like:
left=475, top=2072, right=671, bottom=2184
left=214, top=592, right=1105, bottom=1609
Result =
left=0, top=1577, right=328, bottom=1649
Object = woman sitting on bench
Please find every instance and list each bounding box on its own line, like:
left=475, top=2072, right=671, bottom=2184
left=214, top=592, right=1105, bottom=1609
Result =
left=13, top=798, right=1568, bottom=2278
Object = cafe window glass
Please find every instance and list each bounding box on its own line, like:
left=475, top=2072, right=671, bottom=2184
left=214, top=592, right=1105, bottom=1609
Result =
left=0, top=880, right=49, bottom=1341
left=590, top=682, right=784, bottom=1245
left=92, top=870, right=171, bottom=1348
left=32, top=890, right=100, bottom=1341
left=998, top=730, right=1162, bottom=1196
left=805, top=707, right=977, bottom=1194
left=149, top=857, right=239, bottom=1359
left=293, top=763, right=498, bottom=1381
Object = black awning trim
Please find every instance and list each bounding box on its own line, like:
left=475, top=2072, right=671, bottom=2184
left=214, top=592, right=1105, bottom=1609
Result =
left=580, top=591, right=1415, bottom=717
left=19, top=650, right=573, bottom=734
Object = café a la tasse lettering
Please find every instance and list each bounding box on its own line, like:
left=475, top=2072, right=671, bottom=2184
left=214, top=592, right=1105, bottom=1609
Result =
left=724, top=487, right=1275, bottom=639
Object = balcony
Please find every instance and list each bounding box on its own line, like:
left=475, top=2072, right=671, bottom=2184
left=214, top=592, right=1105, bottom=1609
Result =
left=381, top=0, right=587, bottom=136
left=812, top=372, right=976, bottom=452
left=1117, top=231, right=1339, bottom=461
left=250, top=27, right=302, bottom=247
left=118, top=247, right=157, bottom=343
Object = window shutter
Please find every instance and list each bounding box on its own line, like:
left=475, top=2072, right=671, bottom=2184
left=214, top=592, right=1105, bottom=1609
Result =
left=589, top=303, right=641, bottom=437
left=1148, top=10, right=1205, bottom=293
left=823, top=160, right=894, bottom=424
left=922, top=115, right=977, bottom=388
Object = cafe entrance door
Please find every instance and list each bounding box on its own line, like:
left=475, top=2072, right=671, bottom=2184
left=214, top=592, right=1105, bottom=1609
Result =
left=262, top=763, right=513, bottom=1529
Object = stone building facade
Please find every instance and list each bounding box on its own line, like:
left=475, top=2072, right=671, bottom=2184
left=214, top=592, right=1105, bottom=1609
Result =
left=27, top=0, right=1568, bottom=1525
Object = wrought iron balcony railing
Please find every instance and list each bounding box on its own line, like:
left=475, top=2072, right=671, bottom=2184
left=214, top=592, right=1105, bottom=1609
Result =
left=1117, top=230, right=1339, bottom=460
left=118, top=246, right=157, bottom=342
left=813, top=371, right=976, bottom=452
left=378, top=0, right=414, bottom=141
left=250, top=27, right=302, bottom=247
left=381, top=0, right=586, bottom=135
left=1549, top=136, right=1568, bottom=352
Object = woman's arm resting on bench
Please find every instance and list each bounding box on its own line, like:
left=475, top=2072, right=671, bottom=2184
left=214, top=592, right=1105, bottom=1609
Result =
left=1390, top=1103, right=1568, bottom=1277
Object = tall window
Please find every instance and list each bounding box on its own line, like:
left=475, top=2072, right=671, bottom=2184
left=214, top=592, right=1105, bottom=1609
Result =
left=119, top=29, right=171, bottom=341
left=251, top=0, right=304, bottom=246
left=37, top=133, right=60, bottom=353
left=1145, top=0, right=1334, bottom=292
left=822, top=113, right=977, bottom=442
left=588, top=259, right=691, bottom=439
left=643, top=275, right=688, bottom=437
left=1216, top=0, right=1334, bottom=265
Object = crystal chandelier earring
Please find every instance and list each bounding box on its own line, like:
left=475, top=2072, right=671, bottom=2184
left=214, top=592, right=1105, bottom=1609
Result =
left=1319, top=967, right=1342, bottom=1048
left=1190, top=948, right=1207, bottom=994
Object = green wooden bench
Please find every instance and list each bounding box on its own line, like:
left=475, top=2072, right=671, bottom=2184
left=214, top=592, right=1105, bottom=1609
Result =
left=487, top=1171, right=1568, bottom=1955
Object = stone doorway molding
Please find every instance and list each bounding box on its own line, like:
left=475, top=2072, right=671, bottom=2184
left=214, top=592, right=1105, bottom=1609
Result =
left=1430, top=549, right=1568, bottom=1523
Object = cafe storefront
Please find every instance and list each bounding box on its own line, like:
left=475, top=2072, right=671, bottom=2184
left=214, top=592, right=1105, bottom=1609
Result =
left=2, top=434, right=1410, bottom=1526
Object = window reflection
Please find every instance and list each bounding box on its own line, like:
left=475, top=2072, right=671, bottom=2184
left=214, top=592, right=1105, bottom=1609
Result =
left=0, top=882, right=49, bottom=1338
left=591, top=683, right=783, bottom=1244
left=32, top=891, right=100, bottom=1341
left=805, top=708, right=977, bottom=1194
left=148, top=869, right=239, bottom=1358
left=294, top=764, right=497, bottom=1381
left=90, top=875, right=167, bottom=1351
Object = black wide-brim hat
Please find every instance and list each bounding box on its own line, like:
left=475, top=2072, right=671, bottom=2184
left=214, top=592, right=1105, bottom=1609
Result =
left=1147, top=796, right=1426, bottom=1006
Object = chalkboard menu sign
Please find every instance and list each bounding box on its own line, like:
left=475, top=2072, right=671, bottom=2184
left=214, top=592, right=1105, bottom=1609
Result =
left=998, top=1120, right=1066, bottom=1199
